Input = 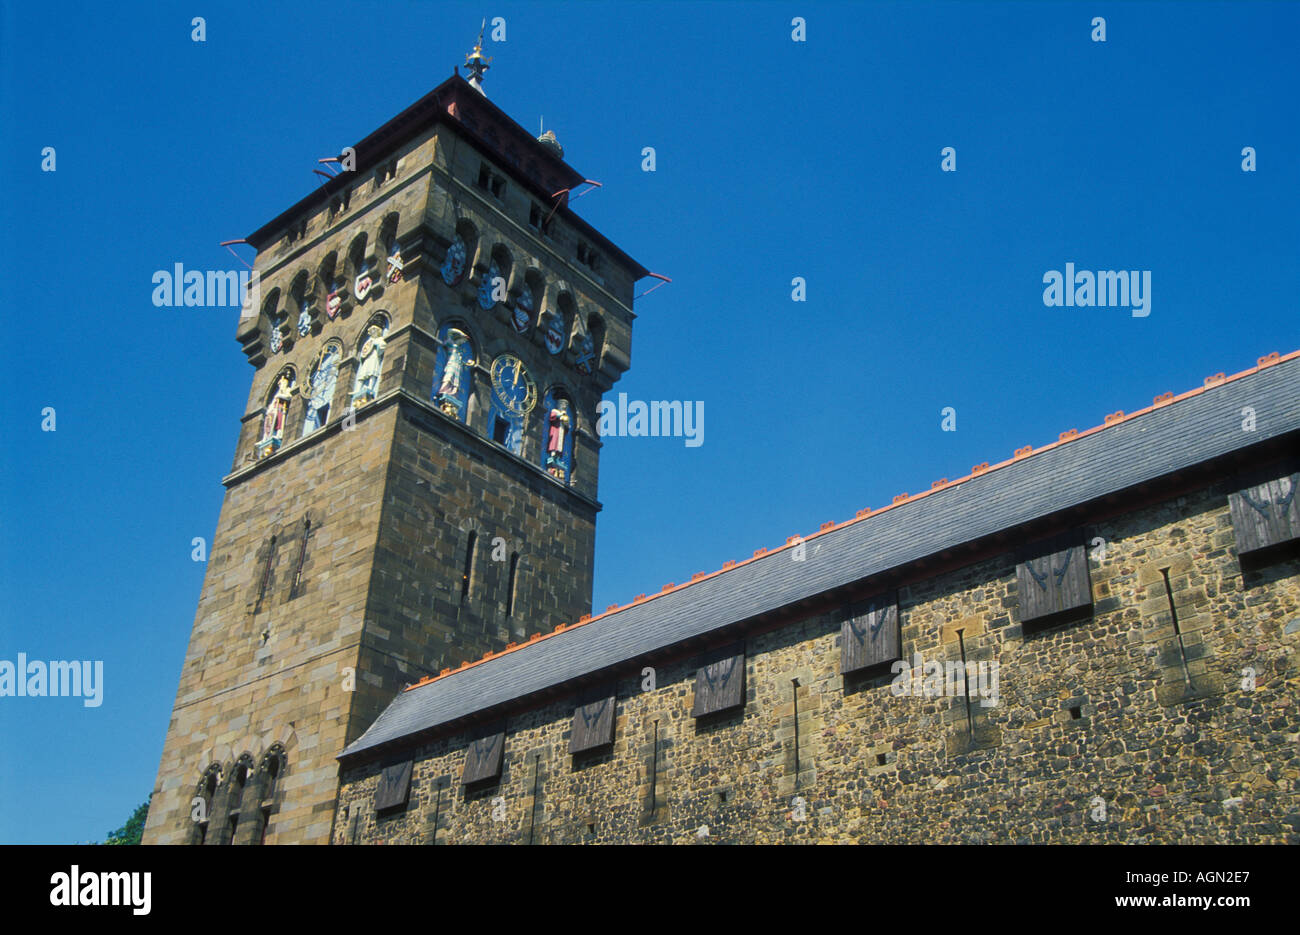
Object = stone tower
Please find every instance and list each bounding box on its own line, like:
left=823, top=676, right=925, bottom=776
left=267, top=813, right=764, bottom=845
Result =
left=142, top=49, right=648, bottom=844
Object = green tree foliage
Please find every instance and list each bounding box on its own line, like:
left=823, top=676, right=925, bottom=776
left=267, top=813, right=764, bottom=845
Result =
left=103, top=795, right=151, bottom=845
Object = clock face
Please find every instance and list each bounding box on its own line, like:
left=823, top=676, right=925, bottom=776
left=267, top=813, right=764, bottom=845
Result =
left=490, top=354, right=537, bottom=417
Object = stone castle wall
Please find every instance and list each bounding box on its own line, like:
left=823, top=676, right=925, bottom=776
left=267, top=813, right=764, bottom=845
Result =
left=335, top=477, right=1300, bottom=844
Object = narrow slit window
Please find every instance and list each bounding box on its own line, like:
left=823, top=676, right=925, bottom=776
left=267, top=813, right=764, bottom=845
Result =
left=290, top=516, right=311, bottom=599
left=461, top=531, right=477, bottom=603
left=506, top=553, right=519, bottom=617
left=492, top=416, right=510, bottom=445
left=255, top=536, right=277, bottom=613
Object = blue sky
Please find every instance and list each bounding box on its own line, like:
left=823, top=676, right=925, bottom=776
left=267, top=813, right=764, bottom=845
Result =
left=0, top=1, right=1295, bottom=843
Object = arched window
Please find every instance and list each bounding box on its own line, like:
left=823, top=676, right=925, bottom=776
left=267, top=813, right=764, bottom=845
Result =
left=255, top=745, right=287, bottom=846
left=256, top=368, right=296, bottom=459
left=223, top=756, right=254, bottom=845
left=319, top=253, right=342, bottom=320
left=541, top=292, right=573, bottom=357
left=263, top=289, right=285, bottom=355
left=511, top=272, right=540, bottom=335
left=461, top=530, right=477, bottom=603
left=192, top=764, right=221, bottom=845
left=290, top=271, right=312, bottom=338
left=350, top=317, right=388, bottom=408
left=433, top=323, right=476, bottom=422
left=441, top=223, right=475, bottom=287
left=302, top=342, right=342, bottom=436
left=477, top=246, right=511, bottom=310
left=380, top=214, right=402, bottom=284
left=542, top=388, right=574, bottom=484
left=350, top=234, right=375, bottom=302
left=579, top=313, right=605, bottom=375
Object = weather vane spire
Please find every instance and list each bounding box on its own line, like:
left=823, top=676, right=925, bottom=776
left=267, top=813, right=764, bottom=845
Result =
left=465, top=20, right=492, bottom=95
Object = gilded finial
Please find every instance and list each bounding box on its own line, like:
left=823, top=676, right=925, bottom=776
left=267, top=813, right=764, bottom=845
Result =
left=465, top=19, right=492, bottom=94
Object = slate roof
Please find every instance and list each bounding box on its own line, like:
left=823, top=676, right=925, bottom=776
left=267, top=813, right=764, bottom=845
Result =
left=340, top=351, right=1300, bottom=761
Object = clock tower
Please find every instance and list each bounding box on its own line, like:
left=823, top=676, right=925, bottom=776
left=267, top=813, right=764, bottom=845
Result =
left=143, top=42, right=648, bottom=845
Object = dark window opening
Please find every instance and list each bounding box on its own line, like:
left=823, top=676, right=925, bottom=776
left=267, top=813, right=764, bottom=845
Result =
left=577, top=242, right=600, bottom=271
left=194, top=769, right=219, bottom=846
left=529, top=203, right=552, bottom=235
left=477, top=162, right=505, bottom=199
left=506, top=553, right=519, bottom=617
left=290, top=517, right=311, bottom=599
left=254, top=535, right=277, bottom=613
left=230, top=763, right=248, bottom=812
left=1069, top=705, right=1083, bottom=720
left=492, top=416, right=510, bottom=445
left=265, top=757, right=281, bottom=800
left=461, top=531, right=477, bottom=603
left=876, top=753, right=887, bottom=766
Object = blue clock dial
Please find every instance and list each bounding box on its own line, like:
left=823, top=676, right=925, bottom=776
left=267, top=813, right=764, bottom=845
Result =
left=490, top=354, right=537, bottom=417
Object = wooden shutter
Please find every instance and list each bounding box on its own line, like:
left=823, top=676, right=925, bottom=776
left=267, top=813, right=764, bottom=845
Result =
left=692, top=644, right=746, bottom=717
left=1229, top=472, right=1299, bottom=557
left=461, top=727, right=506, bottom=785
left=841, top=593, right=900, bottom=675
left=1016, top=531, right=1092, bottom=626
left=373, top=759, right=413, bottom=811
left=570, top=685, right=617, bottom=754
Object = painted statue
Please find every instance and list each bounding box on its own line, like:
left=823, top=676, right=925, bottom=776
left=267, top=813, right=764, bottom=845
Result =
left=256, top=374, right=295, bottom=458
left=546, top=399, right=571, bottom=480
left=351, top=325, right=386, bottom=406
left=296, top=300, right=312, bottom=336
left=302, top=344, right=340, bottom=435
left=435, top=328, right=475, bottom=418
left=387, top=245, right=403, bottom=283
